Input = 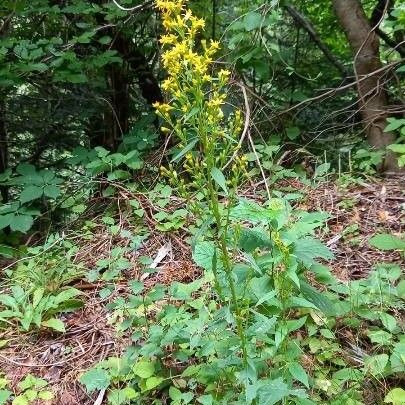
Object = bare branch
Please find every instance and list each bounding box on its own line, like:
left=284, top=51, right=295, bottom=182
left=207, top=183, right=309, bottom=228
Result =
left=285, top=4, right=348, bottom=77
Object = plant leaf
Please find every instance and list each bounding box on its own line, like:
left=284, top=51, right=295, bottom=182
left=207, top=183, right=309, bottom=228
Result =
left=171, top=138, right=198, bottom=162
left=20, top=185, right=43, bottom=204
left=42, top=318, right=66, bottom=332
left=80, top=368, right=110, bottom=393
left=210, top=167, right=228, bottom=195
left=10, top=215, right=34, bottom=233
left=369, top=234, right=405, bottom=251
left=132, top=360, right=155, bottom=378
left=288, top=362, right=309, bottom=388
left=384, top=388, right=405, bottom=405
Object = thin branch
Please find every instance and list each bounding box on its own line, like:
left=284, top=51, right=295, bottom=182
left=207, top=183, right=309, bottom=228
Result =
left=111, top=0, right=152, bottom=12
left=285, top=4, right=348, bottom=77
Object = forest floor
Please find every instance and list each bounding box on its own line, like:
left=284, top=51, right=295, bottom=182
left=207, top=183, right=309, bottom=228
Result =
left=0, top=175, right=403, bottom=404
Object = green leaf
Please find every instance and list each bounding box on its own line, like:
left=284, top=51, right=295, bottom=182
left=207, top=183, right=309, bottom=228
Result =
left=145, top=376, right=164, bottom=390
left=258, top=377, right=306, bottom=405
left=10, top=215, right=34, bottom=233
left=390, top=343, right=405, bottom=373
left=12, top=396, right=28, bottom=405
left=38, top=390, right=54, bottom=400
left=171, top=138, right=198, bottom=162
left=288, top=362, right=309, bottom=388
left=314, top=163, right=331, bottom=178
left=108, top=388, right=138, bottom=405
left=0, top=390, right=11, bottom=405
left=369, top=234, right=405, bottom=251
left=20, top=185, right=43, bottom=204
left=387, top=144, right=405, bottom=154
left=132, top=360, right=155, bottom=378
left=384, top=388, right=405, bottom=405
left=384, top=118, right=405, bottom=132
left=294, top=237, right=334, bottom=266
left=18, top=374, right=47, bottom=390
left=53, top=288, right=82, bottom=305
left=193, top=241, right=217, bottom=271
left=244, top=12, right=263, bottom=31
left=364, top=354, right=389, bottom=376
left=197, top=395, right=213, bottom=405
left=32, top=288, right=45, bottom=308
left=210, top=167, right=228, bottom=195
left=0, top=294, right=18, bottom=309
left=286, top=126, right=300, bottom=140
left=43, top=185, right=60, bottom=199
left=300, top=281, right=335, bottom=316
left=379, top=313, right=397, bottom=332
left=0, top=214, right=13, bottom=230
left=80, top=368, right=110, bottom=393
left=169, top=386, right=182, bottom=401
left=238, top=228, right=272, bottom=252
left=42, top=318, right=65, bottom=333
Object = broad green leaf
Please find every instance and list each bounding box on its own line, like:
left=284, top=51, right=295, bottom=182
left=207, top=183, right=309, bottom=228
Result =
left=38, top=390, right=54, bottom=400
left=288, top=362, right=309, bottom=388
left=300, top=281, right=335, bottom=316
left=169, top=386, right=182, bottom=401
left=145, top=376, right=164, bottom=390
left=43, top=185, right=60, bottom=199
left=132, top=360, right=155, bottom=378
left=20, top=185, right=43, bottom=204
left=257, top=377, right=306, bottom=405
left=11, top=215, right=34, bottom=233
left=314, top=163, right=330, bottom=178
left=197, top=395, right=213, bottom=405
left=11, top=396, right=28, bottom=405
left=293, top=237, right=334, bottom=266
left=286, top=126, right=300, bottom=140
left=390, top=343, right=405, bottom=373
left=364, top=354, right=389, bottom=376
left=108, top=388, right=138, bottom=405
left=18, top=374, right=47, bottom=390
left=384, top=388, right=405, bottom=405
left=387, top=144, right=405, bottom=154
left=42, top=318, right=65, bottom=333
left=0, top=214, right=13, bottom=230
left=244, top=12, right=263, bottom=31
left=80, top=368, right=110, bottom=392
left=210, top=167, right=228, bottom=195
left=384, top=118, right=405, bottom=132
left=379, top=313, right=397, bottom=332
left=369, top=234, right=405, bottom=251
left=193, top=241, right=217, bottom=271
left=0, top=390, right=11, bottom=405
left=238, top=228, right=272, bottom=252
left=53, top=288, right=81, bottom=305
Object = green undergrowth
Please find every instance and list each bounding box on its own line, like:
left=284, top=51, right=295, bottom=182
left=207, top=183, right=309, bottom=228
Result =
left=76, top=195, right=404, bottom=405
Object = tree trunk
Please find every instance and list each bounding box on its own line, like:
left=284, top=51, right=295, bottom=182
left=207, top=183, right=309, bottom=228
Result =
left=332, top=0, right=397, bottom=171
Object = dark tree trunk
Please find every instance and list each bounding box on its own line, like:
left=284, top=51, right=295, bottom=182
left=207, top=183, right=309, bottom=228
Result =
left=333, top=0, right=397, bottom=171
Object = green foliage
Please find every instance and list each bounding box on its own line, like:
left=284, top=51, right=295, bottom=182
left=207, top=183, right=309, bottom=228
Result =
left=0, top=372, right=53, bottom=405
left=0, top=285, right=81, bottom=332
left=369, top=233, right=405, bottom=251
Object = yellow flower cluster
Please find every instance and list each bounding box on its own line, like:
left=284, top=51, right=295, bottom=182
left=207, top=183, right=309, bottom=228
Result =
left=154, top=0, right=246, bottom=193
